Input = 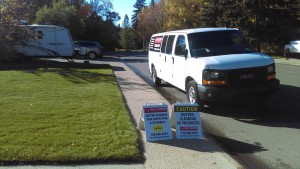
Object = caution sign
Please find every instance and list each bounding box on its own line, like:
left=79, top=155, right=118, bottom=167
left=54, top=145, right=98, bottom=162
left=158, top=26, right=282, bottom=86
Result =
left=143, top=103, right=173, bottom=141
left=174, top=103, right=203, bottom=139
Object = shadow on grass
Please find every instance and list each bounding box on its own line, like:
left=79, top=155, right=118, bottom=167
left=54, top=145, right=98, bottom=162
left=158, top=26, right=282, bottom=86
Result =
left=35, top=68, right=115, bottom=84
left=0, top=59, right=116, bottom=85
left=0, top=58, right=146, bottom=165
left=0, top=58, right=111, bottom=70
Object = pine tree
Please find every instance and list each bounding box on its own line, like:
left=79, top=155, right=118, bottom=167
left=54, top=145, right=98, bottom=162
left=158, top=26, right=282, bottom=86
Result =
left=131, top=0, right=146, bottom=29
left=150, top=0, right=155, bottom=6
left=120, top=14, right=136, bottom=49
left=122, top=14, right=130, bottom=28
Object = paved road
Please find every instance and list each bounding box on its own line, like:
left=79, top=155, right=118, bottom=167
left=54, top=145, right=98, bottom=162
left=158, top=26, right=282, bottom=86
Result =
left=116, top=52, right=300, bottom=169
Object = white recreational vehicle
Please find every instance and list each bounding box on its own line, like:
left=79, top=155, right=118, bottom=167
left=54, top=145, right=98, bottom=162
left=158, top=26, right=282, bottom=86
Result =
left=14, top=25, right=74, bottom=58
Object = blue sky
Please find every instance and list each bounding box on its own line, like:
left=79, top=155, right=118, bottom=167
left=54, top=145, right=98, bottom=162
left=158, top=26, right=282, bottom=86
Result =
left=111, top=0, right=151, bottom=25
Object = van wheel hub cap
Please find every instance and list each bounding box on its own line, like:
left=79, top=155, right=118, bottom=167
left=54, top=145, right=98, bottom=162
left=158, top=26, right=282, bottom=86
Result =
left=152, top=70, right=156, bottom=82
left=188, top=87, right=196, bottom=103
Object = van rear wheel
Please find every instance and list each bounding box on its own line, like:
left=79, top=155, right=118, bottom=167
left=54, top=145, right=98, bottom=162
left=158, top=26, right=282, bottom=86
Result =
left=187, top=80, right=204, bottom=110
left=152, top=66, right=161, bottom=86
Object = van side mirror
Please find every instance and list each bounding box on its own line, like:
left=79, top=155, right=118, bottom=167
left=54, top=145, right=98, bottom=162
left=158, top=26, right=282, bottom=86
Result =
left=185, top=49, right=188, bottom=58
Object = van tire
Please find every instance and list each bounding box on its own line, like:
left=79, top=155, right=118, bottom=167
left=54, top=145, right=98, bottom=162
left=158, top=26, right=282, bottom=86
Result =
left=88, top=52, right=96, bottom=59
left=187, top=80, right=204, bottom=110
left=152, top=66, right=161, bottom=86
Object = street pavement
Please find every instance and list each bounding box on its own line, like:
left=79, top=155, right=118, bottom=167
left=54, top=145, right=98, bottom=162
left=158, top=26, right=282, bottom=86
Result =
left=274, top=57, right=300, bottom=66
left=2, top=56, right=298, bottom=169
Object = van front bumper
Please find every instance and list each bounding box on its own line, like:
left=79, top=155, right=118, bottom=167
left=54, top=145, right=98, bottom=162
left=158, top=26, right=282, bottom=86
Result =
left=197, top=79, right=280, bottom=102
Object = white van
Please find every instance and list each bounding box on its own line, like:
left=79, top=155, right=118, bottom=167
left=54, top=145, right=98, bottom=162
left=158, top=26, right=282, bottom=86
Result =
left=15, top=25, right=74, bottom=58
left=148, top=28, right=280, bottom=109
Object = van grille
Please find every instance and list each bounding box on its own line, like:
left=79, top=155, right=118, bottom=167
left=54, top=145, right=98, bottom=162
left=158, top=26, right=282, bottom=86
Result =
left=227, top=66, right=267, bottom=87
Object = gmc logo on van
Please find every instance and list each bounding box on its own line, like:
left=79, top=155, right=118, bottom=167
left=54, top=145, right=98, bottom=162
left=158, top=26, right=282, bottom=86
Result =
left=240, top=74, right=255, bottom=79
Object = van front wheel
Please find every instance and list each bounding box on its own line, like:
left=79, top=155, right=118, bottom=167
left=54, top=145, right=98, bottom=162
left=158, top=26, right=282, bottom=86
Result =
left=187, top=80, right=204, bottom=110
left=152, top=66, right=161, bottom=86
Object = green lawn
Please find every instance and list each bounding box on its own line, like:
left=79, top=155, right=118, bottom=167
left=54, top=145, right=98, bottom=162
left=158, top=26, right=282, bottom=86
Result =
left=0, top=60, right=142, bottom=164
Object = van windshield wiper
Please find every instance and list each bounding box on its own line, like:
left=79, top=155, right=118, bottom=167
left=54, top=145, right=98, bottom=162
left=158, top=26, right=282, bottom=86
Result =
left=192, top=48, right=218, bottom=57
left=222, top=49, right=256, bottom=55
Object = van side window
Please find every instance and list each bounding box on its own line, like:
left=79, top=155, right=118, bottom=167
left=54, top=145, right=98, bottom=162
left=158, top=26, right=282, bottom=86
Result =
left=161, top=36, right=168, bottom=54
left=149, top=37, right=155, bottom=51
left=149, top=36, right=163, bottom=52
left=175, top=35, right=186, bottom=56
left=166, top=35, right=175, bottom=54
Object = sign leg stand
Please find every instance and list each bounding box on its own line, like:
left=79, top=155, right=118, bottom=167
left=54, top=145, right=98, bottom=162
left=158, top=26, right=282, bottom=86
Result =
left=170, top=110, right=176, bottom=129
left=138, top=109, right=145, bottom=130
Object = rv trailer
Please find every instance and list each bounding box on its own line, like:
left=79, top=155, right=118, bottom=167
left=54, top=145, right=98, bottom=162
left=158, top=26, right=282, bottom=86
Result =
left=15, top=25, right=74, bottom=58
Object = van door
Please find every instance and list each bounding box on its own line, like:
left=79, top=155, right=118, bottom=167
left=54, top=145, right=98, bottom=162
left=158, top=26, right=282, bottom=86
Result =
left=171, top=34, right=187, bottom=90
left=162, top=35, right=176, bottom=83
left=149, top=36, right=164, bottom=79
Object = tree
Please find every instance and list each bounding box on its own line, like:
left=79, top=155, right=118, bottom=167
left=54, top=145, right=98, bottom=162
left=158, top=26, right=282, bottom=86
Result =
left=35, top=0, right=76, bottom=26
left=164, top=0, right=204, bottom=30
left=98, top=20, right=120, bottom=50
left=150, top=0, right=155, bottom=6
left=80, top=0, right=120, bottom=50
left=0, top=0, right=33, bottom=61
left=201, top=0, right=300, bottom=52
left=122, top=14, right=131, bottom=28
left=131, top=0, right=146, bottom=29
left=29, top=0, right=53, bottom=8
left=284, top=0, right=300, bottom=41
left=34, top=0, right=84, bottom=39
left=138, top=0, right=166, bottom=46
left=67, top=0, right=84, bottom=9
left=119, top=14, right=136, bottom=49
left=88, top=0, right=120, bottom=24
left=28, top=0, right=53, bottom=21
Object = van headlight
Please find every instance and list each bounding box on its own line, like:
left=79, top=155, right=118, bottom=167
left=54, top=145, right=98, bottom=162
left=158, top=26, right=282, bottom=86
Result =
left=267, top=64, right=276, bottom=80
left=203, top=70, right=227, bottom=86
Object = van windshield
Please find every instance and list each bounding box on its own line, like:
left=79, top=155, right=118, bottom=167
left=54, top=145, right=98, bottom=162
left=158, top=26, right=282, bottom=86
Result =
left=188, top=30, right=255, bottom=57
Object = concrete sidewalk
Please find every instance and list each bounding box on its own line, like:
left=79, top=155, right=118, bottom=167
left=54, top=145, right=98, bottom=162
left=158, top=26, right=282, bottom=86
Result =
left=1, top=57, right=243, bottom=169
left=108, top=57, right=243, bottom=169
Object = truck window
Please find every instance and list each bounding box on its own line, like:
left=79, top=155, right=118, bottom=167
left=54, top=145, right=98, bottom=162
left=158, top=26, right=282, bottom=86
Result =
left=161, top=36, right=168, bottom=54
left=149, top=37, right=154, bottom=51
left=175, top=35, right=186, bottom=56
left=166, top=35, right=175, bottom=54
left=188, top=30, right=254, bottom=57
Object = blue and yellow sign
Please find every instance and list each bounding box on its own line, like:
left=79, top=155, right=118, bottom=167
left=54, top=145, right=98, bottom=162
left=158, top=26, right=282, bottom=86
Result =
left=143, top=103, right=173, bottom=141
left=174, top=103, right=203, bottom=139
